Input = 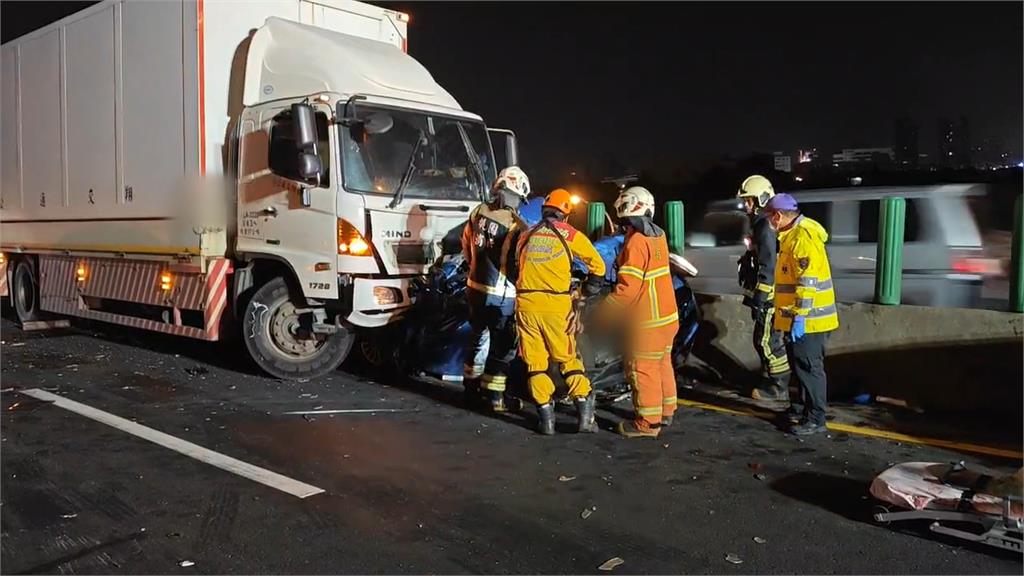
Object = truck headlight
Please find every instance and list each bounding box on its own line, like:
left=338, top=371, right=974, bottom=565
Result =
left=338, top=219, right=372, bottom=257
left=373, top=286, right=402, bottom=305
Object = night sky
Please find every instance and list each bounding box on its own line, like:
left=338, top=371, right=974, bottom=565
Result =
left=4, top=1, right=1022, bottom=185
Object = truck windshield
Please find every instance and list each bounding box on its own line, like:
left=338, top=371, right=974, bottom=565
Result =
left=340, top=106, right=496, bottom=202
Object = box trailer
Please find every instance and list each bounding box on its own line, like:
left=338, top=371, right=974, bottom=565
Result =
left=1, top=0, right=518, bottom=378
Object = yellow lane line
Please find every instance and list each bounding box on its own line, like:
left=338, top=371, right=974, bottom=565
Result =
left=677, top=398, right=1023, bottom=461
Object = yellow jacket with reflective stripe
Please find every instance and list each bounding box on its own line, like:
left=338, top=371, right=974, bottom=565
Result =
left=516, top=219, right=605, bottom=314
left=772, top=215, right=839, bottom=333
left=605, top=231, right=679, bottom=330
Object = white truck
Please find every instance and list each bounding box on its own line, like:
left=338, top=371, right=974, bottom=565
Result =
left=0, top=0, right=517, bottom=379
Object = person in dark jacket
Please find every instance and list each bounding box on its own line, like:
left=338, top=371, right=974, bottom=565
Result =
left=460, top=167, right=530, bottom=411
left=736, top=175, right=792, bottom=403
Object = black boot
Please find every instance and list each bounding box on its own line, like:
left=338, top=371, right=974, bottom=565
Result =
left=463, top=379, right=482, bottom=407
left=487, top=389, right=506, bottom=413
left=575, top=392, right=597, bottom=433
left=536, top=402, right=555, bottom=435
left=752, top=376, right=790, bottom=403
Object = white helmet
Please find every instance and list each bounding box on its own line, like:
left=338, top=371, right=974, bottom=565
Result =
left=614, top=186, right=656, bottom=218
left=737, top=175, right=775, bottom=209
left=492, top=166, right=531, bottom=199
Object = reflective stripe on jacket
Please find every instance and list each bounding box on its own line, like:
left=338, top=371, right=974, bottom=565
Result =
left=515, top=219, right=605, bottom=314
left=461, top=204, right=521, bottom=307
left=605, top=231, right=679, bottom=330
left=772, top=215, right=839, bottom=333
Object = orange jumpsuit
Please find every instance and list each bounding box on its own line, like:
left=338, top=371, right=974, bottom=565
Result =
left=516, top=219, right=605, bottom=405
left=604, top=231, right=680, bottom=431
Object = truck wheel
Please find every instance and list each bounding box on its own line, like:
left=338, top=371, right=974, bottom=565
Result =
left=242, top=277, right=353, bottom=380
left=13, top=259, right=42, bottom=324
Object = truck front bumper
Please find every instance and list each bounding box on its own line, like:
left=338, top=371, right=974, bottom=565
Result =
left=345, top=276, right=414, bottom=328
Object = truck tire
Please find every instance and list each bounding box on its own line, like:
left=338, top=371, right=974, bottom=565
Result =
left=13, top=259, right=42, bottom=324
left=242, top=277, right=353, bottom=380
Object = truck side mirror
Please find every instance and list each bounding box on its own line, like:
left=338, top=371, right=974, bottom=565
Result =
left=487, top=128, right=518, bottom=171
left=298, top=153, right=322, bottom=180
left=291, top=103, right=318, bottom=149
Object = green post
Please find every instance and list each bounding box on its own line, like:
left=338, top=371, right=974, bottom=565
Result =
left=586, top=201, right=606, bottom=240
left=1010, top=195, right=1023, bottom=313
left=874, top=196, right=906, bottom=305
left=664, top=201, right=685, bottom=254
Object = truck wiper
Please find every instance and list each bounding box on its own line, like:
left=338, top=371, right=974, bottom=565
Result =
left=457, top=123, right=488, bottom=203
left=388, top=130, right=426, bottom=209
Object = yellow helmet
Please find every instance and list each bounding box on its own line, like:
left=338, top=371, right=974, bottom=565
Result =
left=737, top=175, right=775, bottom=209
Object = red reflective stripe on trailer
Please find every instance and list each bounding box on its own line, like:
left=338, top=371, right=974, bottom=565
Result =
left=203, top=259, right=231, bottom=340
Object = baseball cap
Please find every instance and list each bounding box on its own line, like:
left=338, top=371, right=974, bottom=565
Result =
left=765, top=193, right=799, bottom=212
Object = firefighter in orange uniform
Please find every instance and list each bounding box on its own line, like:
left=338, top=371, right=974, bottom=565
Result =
left=601, top=187, right=680, bottom=438
left=516, top=189, right=606, bottom=435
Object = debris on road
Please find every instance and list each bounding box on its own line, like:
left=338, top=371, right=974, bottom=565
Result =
left=9, top=342, right=26, bottom=347
left=6, top=398, right=54, bottom=412
left=598, top=557, right=624, bottom=571
left=179, top=560, right=195, bottom=567
left=60, top=513, right=78, bottom=519
left=581, top=506, right=597, bottom=519
left=725, top=553, right=743, bottom=564
left=184, top=366, right=208, bottom=377
left=754, top=473, right=767, bottom=482
left=558, top=475, right=576, bottom=482
left=753, top=536, right=767, bottom=544
left=284, top=408, right=418, bottom=415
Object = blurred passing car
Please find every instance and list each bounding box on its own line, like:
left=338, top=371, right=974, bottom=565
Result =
left=683, top=184, right=1000, bottom=308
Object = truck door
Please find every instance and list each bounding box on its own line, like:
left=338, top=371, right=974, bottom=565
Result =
left=235, top=102, right=339, bottom=301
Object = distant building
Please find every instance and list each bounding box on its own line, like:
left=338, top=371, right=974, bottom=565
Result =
left=937, top=117, right=971, bottom=168
left=893, top=118, right=919, bottom=168
left=773, top=151, right=793, bottom=173
left=832, top=147, right=894, bottom=166
left=794, top=147, right=819, bottom=163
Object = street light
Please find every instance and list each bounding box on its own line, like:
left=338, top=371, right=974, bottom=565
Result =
left=570, top=194, right=583, bottom=206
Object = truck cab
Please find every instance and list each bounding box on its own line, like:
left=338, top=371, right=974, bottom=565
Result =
left=232, top=17, right=517, bottom=377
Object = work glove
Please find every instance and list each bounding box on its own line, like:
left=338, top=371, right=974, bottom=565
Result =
left=790, top=315, right=806, bottom=342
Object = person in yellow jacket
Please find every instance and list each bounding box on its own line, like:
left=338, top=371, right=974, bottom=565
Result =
left=600, top=187, right=680, bottom=438
left=764, top=193, right=839, bottom=436
left=516, top=189, right=606, bottom=435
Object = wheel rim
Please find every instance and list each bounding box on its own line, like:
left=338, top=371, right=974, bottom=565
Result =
left=267, top=300, right=326, bottom=359
left=15, top=265, right=37, bottom=319
left=360, top=340, right=384, bottom=367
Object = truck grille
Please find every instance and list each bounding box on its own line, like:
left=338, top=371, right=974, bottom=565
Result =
left=393, top=243, right=432, bottom=265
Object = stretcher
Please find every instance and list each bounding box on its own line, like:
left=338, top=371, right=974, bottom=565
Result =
left=870, top=461, right=1023, bottom=553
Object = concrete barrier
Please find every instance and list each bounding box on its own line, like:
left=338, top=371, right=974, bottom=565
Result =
left=691, top=294, right=1023, bottom=417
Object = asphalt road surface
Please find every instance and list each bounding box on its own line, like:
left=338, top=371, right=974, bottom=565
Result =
left=1, top=317, right=1021, bottom=574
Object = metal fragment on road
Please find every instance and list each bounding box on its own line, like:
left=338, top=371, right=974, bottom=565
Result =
left=753, top=536, right=766, bottom=544
left=581, top=505, right=596, bottom=519
left=725, top=553, right=743, bottom=564
left=179, top=560, right=195, bottom=567
left=60, top=513, right=78, bottom=519
left=598, top=557, right=624, bottom=571
left=558, top=475, right=576, bottom=482
left=754, top=473, right=767, bottom=481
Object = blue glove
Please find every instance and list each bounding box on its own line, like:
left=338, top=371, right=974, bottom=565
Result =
left=790, top=315, right=806, bottom=342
